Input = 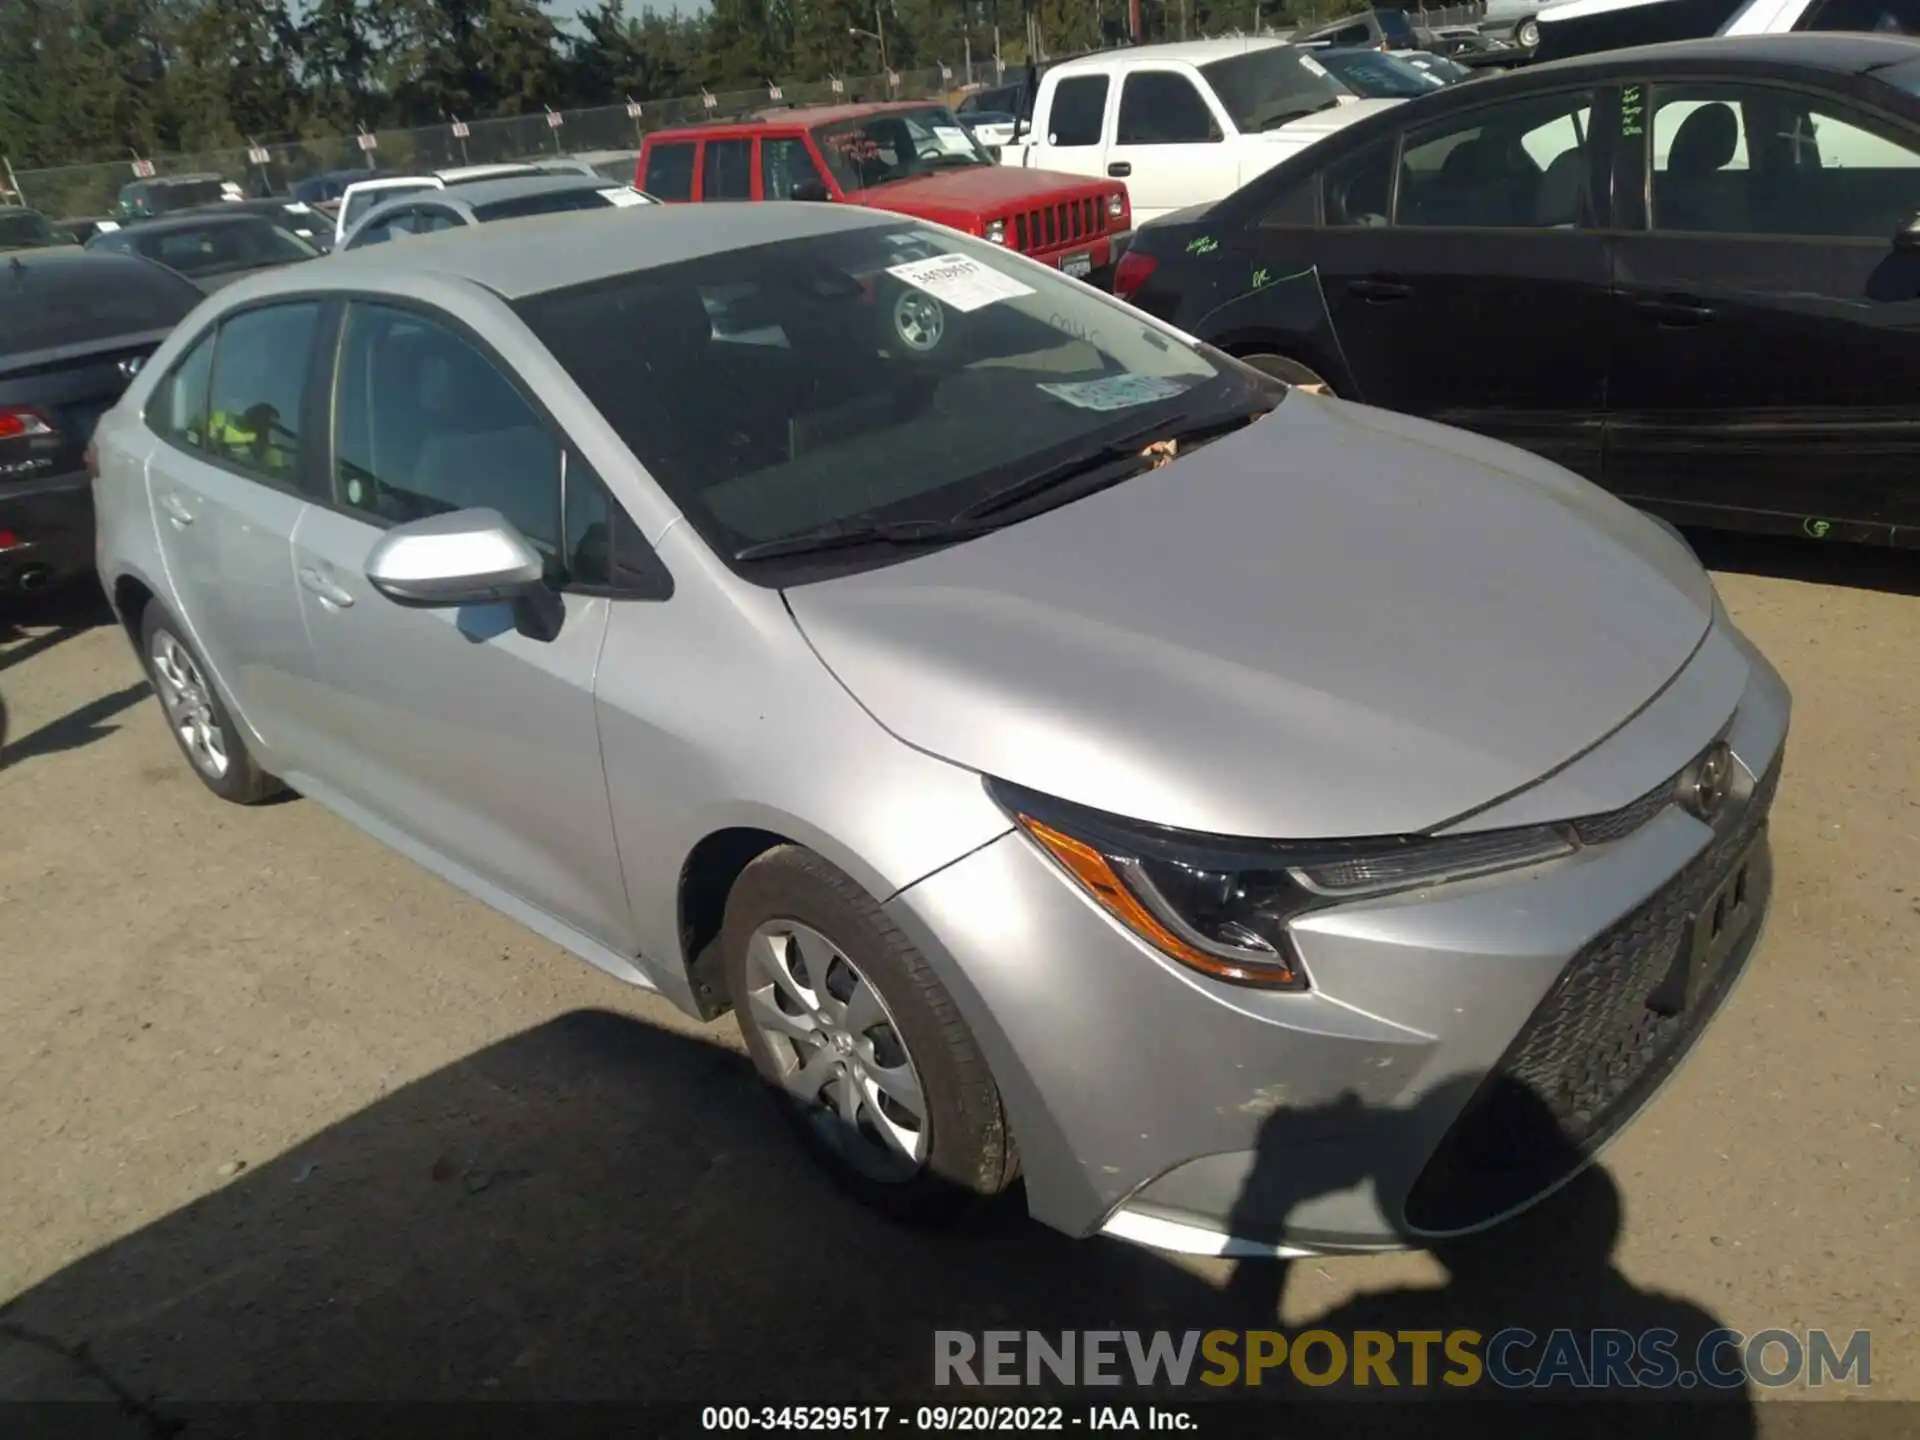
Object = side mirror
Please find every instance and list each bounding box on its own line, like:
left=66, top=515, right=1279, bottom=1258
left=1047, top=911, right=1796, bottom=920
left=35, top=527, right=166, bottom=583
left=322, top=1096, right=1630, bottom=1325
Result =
left=364, top=508, right=563, bottom=639
left=1895, top=212, right=1920, bottom=252
left=791, top=180, right=832, bottom=202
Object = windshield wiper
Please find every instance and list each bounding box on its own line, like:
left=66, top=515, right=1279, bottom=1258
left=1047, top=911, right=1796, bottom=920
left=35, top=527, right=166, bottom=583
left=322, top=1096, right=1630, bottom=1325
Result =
left=1258, top=97, right=1344, bottom=131
left=948, top=408, right=1271, bottom=524
left=733, top=515, right=1001, bottom=562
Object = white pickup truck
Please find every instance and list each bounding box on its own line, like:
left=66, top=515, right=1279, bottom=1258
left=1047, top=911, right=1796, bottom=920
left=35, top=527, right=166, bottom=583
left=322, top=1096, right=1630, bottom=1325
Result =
left=998, top=39, right=1425, bottom=223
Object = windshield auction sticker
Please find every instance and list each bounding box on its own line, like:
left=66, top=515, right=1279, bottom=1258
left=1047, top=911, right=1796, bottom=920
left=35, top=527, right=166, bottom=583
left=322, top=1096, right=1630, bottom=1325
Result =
left=1037, top=374, right=1194, bottom=411
left=598, top=187, right=651, bottom=207
left=931, top=124, right=977, bottom=155
left=888, top=253, right=1034, bottom=312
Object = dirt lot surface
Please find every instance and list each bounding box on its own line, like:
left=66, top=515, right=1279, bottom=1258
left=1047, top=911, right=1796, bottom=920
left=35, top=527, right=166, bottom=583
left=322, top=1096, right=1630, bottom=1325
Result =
left=1, top=533, right=1914, bottom=1431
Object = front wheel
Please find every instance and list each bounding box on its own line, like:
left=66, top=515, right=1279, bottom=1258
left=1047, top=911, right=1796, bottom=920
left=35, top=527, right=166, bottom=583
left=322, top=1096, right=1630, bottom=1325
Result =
left=723, top=845, right=1019, bottom=1222
left=1516, top=17, right=1542, bottom=50
left=1239, top=352, right=1335, bottom=396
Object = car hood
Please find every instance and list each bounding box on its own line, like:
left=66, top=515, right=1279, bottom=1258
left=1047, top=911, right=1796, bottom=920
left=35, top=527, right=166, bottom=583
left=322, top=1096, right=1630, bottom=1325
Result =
left=1267, top=96, right=1405, bottom=141
left=857, top=165, right=1106, bottom=211
left=784, top=394, right=1715, bottom=839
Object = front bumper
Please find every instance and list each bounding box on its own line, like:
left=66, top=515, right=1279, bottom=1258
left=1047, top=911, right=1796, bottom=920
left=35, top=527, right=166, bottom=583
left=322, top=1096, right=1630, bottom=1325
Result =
left=1026, top=229, right=1132, bottom=289
left=1, top=470, right=95, bottom=590
left=883, top=612, right=1790, bottom=1253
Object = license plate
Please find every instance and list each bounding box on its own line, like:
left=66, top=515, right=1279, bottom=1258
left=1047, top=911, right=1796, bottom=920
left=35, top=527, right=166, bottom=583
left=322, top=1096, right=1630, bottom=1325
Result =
left=1061, top=252, right=1093, bottom=279
left=1650, top=836, right=1764, bottom=1016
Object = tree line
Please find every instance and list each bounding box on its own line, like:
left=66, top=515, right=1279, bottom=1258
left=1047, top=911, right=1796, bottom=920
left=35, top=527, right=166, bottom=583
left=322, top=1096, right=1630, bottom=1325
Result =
left=0, top=0, right=1350, bottom=169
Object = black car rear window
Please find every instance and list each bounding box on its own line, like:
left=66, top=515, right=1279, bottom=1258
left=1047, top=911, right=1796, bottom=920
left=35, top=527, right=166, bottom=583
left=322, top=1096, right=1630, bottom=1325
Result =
left=0, top=256, right=201, bottom=357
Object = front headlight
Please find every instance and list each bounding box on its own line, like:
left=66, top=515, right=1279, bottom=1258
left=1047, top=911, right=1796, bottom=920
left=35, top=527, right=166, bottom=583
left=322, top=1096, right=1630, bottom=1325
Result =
left=984, top=218, right=1008, bottom=244
left=989, top=779, right=1577, bottom=991
left=1106, top=192, right=1126, bottom=220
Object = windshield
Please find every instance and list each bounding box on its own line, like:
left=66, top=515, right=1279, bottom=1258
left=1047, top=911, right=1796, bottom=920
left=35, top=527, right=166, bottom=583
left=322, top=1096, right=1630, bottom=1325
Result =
left=811, top=107, right=993, bottom=192
left=1201, top=48, right=1355, bottom=132
left=1314, top=47, right=1453, bottom=96
left=123, top=179, right=227, bottom=216
left=135, top=220, right=317, bottom=276
left=0, top=211, right=57, bottom=248
left=513, top=224, right=1277, bottom=576
left=343, top=182, right=432, bottom=233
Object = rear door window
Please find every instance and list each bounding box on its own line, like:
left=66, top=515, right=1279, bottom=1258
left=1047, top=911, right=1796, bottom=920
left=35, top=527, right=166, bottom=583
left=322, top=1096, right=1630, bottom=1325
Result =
left=702, top=139, right=755, bottom=200
left=644, top=142, right=696, bottom=200
left=148, top=331, right=215, bottom=451
left=203, top=302, right=324, bottom=491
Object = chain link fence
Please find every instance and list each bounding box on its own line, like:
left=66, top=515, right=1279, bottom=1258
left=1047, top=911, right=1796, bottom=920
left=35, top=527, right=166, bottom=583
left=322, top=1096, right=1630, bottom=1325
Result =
left=8, top=65, right=985, bottom=222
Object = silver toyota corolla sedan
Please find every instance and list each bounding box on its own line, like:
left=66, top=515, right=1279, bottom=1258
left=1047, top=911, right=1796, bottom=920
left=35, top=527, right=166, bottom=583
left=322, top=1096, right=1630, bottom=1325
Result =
left=91, top=202, right=1789, bottom=1257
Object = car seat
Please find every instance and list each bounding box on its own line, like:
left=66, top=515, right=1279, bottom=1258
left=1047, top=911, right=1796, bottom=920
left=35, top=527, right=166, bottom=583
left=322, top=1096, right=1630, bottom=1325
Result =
left=1656, top=102, right=1744, bottom=232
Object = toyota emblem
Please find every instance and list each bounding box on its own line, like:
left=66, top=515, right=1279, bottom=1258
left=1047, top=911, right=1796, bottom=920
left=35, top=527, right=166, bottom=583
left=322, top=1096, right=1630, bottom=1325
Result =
left=1682, top=742, right=1734, bottom=821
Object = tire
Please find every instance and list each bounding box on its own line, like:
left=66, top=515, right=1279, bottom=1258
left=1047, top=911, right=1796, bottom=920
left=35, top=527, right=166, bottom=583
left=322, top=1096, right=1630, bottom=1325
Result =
left=138, top=602, right=283, bottom=804
left=1516, top=17, right=1541, bottom=50
left=722, top=844, right=1018, bottom=1222
left=1239, top=352, right=1335, bottom=396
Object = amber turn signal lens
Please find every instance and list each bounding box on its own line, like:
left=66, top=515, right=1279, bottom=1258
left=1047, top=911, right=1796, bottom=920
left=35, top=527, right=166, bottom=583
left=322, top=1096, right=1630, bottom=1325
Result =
left=1016, top=814, right=1299, bottom=988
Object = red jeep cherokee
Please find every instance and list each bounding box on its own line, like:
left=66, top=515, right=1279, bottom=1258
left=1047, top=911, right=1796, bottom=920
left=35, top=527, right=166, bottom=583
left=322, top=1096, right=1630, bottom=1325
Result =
left=637, top=101, right=1131, bottom=285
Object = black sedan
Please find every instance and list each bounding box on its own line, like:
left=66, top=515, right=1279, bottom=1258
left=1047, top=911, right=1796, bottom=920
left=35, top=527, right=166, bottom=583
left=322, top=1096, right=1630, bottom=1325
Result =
left=1, top=250, right=203, bottom=592
left=172, top=197, right=334, bottom=251
left=85, top=212, right=320, bottom=292
left=1116, top=33, right=1920, bottom=548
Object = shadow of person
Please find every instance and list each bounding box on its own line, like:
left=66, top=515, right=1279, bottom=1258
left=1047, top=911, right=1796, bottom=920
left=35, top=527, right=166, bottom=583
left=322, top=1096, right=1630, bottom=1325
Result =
left=0, top=1009, right=1758, bottom=1433
left=1221, top=1074, right=1757, bottom=1435
left=0, top=1010, right=1232, bottom=1413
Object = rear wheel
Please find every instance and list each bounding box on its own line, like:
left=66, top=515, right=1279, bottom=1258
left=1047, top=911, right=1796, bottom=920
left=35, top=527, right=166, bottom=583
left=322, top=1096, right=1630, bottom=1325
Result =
left=1239, top=352, right=1335, bottom=396
left=723, top=845, right=1018, bottom=1222
left=139, top=602, right=283, bottom=804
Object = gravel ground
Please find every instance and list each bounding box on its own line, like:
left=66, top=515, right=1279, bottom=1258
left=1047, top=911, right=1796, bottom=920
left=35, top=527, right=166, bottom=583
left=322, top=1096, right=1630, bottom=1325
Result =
left=0, top=532, right=1913, bottom=1430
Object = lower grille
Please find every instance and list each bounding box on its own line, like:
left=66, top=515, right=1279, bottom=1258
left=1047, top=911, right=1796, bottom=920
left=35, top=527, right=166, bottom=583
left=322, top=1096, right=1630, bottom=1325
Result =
left=1403, top=753, right=1782, bottom=1234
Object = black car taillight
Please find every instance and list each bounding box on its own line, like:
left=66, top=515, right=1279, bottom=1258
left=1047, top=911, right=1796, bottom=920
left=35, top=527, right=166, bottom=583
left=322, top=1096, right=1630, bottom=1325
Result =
left=1113, top=250, right=1158, bottom=302
left=0, top=405, right=58, bottom=443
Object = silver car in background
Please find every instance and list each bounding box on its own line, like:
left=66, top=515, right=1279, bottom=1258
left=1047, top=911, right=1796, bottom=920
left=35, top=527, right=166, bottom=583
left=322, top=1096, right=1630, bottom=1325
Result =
left=90, top=204, right=1788, bottom=1256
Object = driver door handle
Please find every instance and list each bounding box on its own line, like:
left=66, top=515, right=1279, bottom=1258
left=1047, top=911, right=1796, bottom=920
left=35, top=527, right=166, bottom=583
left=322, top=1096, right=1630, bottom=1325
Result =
left=159, top=492, right=195, bottom=527
left=1348, top=277, right=1414, bottom=302
left=298, top=566, right=355, bottom=609
left=1107, top=162, right=1131, bottom=177
left=1634, top=295, right=1716, bottom=326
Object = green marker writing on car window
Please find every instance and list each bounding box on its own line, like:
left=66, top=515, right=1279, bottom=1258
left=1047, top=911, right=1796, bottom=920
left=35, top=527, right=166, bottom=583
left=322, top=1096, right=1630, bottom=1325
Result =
left=1804, top=518, right=1833, bottom=539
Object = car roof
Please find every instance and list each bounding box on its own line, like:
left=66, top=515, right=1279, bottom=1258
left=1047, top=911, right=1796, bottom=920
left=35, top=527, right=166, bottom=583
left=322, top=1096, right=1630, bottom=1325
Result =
left=4, top=246, right=160, bottom=276
left=106, top=210, right=271, bottom=235
left=129, top=173, right=226, bottom=187
left=310, top=201, right=890, bottom=300
left=403, top=172, right=623, bottom=209
left=1527, top=31, right=1920, bottom=78
left=436, top=162, right=545, bottom=183
left=1045, top=37, right=1287, bottom=73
